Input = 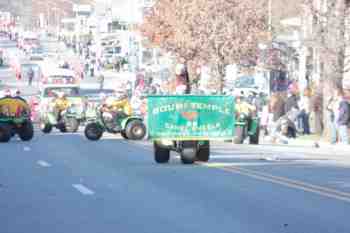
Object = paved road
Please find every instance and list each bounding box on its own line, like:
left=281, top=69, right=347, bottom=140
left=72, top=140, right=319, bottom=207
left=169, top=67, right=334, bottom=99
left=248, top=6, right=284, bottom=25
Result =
left=1, top=132, right=350, bottom=233
left=1, top=38, right=350, bottom=233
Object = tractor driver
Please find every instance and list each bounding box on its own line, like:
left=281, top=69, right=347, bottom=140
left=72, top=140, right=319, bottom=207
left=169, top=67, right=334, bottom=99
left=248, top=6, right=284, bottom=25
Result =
left=101, top=90, right=132, bottom=131
left=235, top=94, right=256, bottom=116
left=53, top=92, right=71, bottom=121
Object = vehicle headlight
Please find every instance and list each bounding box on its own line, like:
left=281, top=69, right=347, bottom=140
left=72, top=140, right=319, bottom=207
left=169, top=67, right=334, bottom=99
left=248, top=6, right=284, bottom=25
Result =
left=67, top=107, right=77, bottom=113
left=159, top=140, right=173, bottom=147
left=70, top=104, right=83, bottom=114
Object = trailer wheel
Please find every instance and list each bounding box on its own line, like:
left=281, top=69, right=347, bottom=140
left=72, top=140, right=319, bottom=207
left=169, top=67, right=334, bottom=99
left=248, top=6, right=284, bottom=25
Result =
left=154, top=142, right=170, bottom=164
left=0, top=124, right=11, bottom=143
left=181, top=149, right=196, bottom=164
left=18, top=121, right=34, bottom=141
left=196, top=141, right=210, bottom=162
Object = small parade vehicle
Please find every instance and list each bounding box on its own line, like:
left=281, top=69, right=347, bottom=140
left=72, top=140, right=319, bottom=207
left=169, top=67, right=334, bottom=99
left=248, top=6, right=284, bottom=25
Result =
left=0, top=96, right=34, bottom=142
left=84, top=104, right=146, bottom=141
left=148, top=95, right=236, bottom=164
left=234, top=112, right=260, bottom=144
left=39, top=84, right=86, bottom=133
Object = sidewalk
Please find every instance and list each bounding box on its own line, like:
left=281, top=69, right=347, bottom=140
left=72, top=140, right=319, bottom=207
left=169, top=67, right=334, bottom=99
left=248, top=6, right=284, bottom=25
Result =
left=257, top=134, right=350, bottom=163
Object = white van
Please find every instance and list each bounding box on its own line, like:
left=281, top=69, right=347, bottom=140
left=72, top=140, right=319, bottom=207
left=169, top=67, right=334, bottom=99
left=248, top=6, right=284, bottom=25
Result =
left=40, top=65, right=77, bottom=85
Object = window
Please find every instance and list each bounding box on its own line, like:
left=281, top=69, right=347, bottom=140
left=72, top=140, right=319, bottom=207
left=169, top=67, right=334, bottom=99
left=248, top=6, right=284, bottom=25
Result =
left=44, top=87, right=80, bottom=98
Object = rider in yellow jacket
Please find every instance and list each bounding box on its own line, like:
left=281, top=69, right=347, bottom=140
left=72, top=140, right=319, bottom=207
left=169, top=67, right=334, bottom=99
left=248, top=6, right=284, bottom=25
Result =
left=108, top=97, right=132, bottom=116
left=53, top=92, right=71, bottom=120
left=236, top=95, right=256, bottom=116
left=101, top=91, right=132, bottom=131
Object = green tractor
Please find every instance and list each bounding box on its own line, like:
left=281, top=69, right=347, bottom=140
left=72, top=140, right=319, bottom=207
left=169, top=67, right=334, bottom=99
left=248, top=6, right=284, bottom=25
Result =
left=0, top=97, right=34, bottom=143
left=84, top=105, right=146, bottom=141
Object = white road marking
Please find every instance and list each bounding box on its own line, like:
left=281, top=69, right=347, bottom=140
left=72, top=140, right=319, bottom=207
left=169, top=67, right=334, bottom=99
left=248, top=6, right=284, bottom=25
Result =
left=72, top=184, right=95, bottom=195
left=204, top=162, right=293, bottom=167
left=23, top=146, right=31, bottom=151
left=330, top=181, right=350, bottom=188
left=37, top=160, right=51, bottom=167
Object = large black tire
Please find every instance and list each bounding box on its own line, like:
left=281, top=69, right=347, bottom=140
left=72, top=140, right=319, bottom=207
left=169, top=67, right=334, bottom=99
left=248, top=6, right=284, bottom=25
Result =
left=196, top=141, right=210, bottom=162
left=65, top=118, right=79, bottom=133
left=84, top=123, right=103, bottom=141
left=181, top=141, right=197, bottom=164
left=0, top=124, right=11, bottom=143
left=40, top=121, right=52, bottom=134
left=121, top=131, right=128, bottom=139
left=234, top=126, right=245, bottom=144
left=181, top=150, right=196, bottom=164
left=18, top=121, right=34, bottom=141
left=125, top=120, right=146, bottom=140
left=154, top=142, right=170, bottom=164
left=249, top=125, right=260, bottom=145
left=181, top=152, right=196, bottom=164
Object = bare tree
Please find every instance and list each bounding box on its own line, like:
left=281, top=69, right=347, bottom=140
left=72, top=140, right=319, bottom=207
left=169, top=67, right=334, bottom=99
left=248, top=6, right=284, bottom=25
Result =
left=302, top=0, right=349, bottom=136
left=141, top=0, right=268, bottom=91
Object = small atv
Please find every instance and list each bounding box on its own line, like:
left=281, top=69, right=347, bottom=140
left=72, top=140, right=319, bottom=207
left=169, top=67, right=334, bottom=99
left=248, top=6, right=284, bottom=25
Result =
left=40, top=104, right=83, bottom=134
left=0, top=97, right=34, bottom=143
left=84, top=106, right=146, bottom=141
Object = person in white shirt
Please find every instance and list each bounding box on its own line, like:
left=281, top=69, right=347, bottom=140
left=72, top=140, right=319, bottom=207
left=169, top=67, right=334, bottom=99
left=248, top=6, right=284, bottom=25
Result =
left=297, top=89, right=311, bottom=134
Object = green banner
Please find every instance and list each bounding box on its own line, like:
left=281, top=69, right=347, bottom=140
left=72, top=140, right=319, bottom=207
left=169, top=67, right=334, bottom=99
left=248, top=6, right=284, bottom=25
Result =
left=147, top=95, right=235, bottom=140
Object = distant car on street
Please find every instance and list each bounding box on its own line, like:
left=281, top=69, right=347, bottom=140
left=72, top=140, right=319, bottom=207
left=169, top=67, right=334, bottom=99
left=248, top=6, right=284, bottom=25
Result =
left=29, top=47, right=45, bottom=61
left=39, top=64, right=77, bottom=85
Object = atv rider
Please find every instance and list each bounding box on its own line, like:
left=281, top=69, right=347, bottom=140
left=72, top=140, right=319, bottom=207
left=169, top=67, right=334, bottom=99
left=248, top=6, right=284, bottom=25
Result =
left=235, top=94, right=256, bottom=135
left=235, top=94, right=256, bottom=117
left=100, top=90, right=132, bottom=131
left=52, top=92, right=71, bottom=122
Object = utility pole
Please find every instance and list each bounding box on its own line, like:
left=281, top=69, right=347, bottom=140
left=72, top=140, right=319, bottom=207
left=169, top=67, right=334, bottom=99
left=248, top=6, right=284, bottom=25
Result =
left=268, top=0, right=272, bottom=31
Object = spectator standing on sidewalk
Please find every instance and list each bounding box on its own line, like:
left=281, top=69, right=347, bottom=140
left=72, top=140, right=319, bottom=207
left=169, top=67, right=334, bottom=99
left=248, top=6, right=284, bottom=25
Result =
left=285, top=89, right=299, bottom=114
left=89, top=57, right=96, bottom=77
left=260, top=104, right=270, bottom=136
left=98, top=73, right=104, bottom=91
left=297, top=88, right=311, bottom=134
left=327, top=95, right=338, bottom=144
left=27, top=67, right=34, bottom=86
left=268, top=93, right=286, bottom=142
left=335, top=88, right=350, bottom=144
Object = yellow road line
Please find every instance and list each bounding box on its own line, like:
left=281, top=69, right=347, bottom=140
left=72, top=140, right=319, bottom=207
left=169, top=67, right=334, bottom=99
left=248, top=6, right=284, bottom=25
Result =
left=200, top=163, right=350, bottom=203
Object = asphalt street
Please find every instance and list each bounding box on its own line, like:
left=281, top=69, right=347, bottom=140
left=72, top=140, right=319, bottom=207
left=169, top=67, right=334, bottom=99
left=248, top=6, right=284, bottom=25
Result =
left=1, top=39, right=350, bottom=233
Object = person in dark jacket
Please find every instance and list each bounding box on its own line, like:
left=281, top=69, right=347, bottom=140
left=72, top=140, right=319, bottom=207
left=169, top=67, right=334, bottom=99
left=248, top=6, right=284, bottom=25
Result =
left=285, top=91, right=299, bottom=113
left=336, top=88, right=349, bottom=144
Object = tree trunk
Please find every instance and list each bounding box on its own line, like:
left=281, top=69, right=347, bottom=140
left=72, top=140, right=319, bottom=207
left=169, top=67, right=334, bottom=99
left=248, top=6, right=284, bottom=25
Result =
left=322, top=78, right=334, bottom=141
